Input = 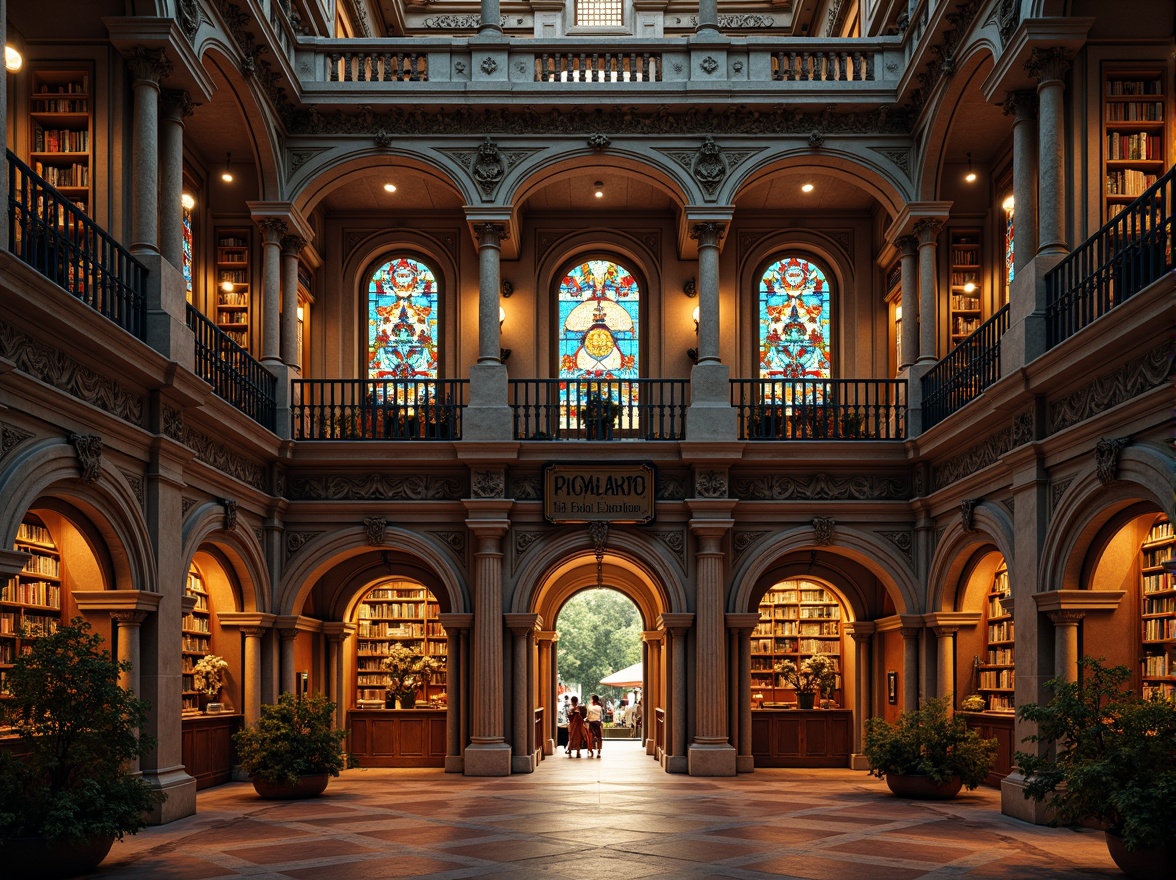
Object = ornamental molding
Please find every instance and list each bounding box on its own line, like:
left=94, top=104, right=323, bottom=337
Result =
left=0, top=322, right=145, bottom=427
left=340, top=0, right=373, bottom=37
left=1095, top=436, right=1132, bottom=485
left=0, top=422, right=34, bottom=461
left=437, top=139, right=538, bottom=199
left=932, top=410, right=1032, bottom=490
left=658, top=138, right=762, bottom=199
left=874, top=147, right=911, bottom=178
left=996, top=0, right=1021, bottom=46
left=253, top=527, right=265, bottom=547
left=221, top=498, right=238, bottom=531
left=183, top=427, right=265, bottom=490
left=656, top=472, right=689, bottom=500
left=904, top=0, right=982, bottom=121
left=287, top=473, right=465, bottom=501
left=181, top=497, right=199, bottom=517
left=472, top=470, right=505, bottom=498
left=1002, top=497, right=1015, bottom=516
left=961, top=498, right=980, bottom=532
left=587, top=133, right=611, bottom=151
left=423, top=14, right=506, bottom=28
left=177, top=0, right=203, bottom=41
left=688, top=14, right=777, bottom=28
left=286, top=531, right=324, bottom=560
left=363, top=516, right=387, bottom=545
left=511, top=476, right=542, bottom=500
left=812, top=516, right=835, bottom=546
left=1049, top=476, right=1074, bottom=514
left=733, top=472, right=910, bottom=501
left=428, top=530, right=466, bottom=556
left=213, top=1, right=294, bottom=125
left=119, top=469, right=145, bottom=510
left=651, top=530, right=687, bottom=569
left=877, top=530, right=913, bottom=561
left=287, top=148, right=330, bottom=180
left=1048, top=345, right=1170, bottom=434
left=68, top=433, right=103, bottom=484
left=162, top=405, right=185, bottom=441
left=733, top=531, right=769, bottom=560
left=695, top=470, right=728, bottom=498
left=513, top=529, right=544, bottom=567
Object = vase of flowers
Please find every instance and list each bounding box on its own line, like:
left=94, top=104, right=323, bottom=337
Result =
left=192, top=654, right=229, bottom=710
left=381, top=644, right=444, bottom=709
left=775, top=654, right=838, bottom=709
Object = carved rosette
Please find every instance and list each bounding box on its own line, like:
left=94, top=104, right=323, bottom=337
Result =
left=695, top=470, right=728, bottom=498
left=68, top=434, right=103, bottom=483
left=812, top=516, right=835, bottom=546
left=364, top=516, right=387, bottom=546
left=472, top=470, right=505, bottom=498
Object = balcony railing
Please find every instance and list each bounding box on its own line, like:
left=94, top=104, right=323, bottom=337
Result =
left=731, top=379, right=907, bottom=440
left=921, top=304, right=1009, bottom=431
left=186, top=305, right=277, bottom=432
left=291, top=379, right=468, bottom=440
left=6, top=151, right=146, bottom=340
left=1046, top=165, right=1174, bottom=349
left=510, top=379, right=688, bottom=440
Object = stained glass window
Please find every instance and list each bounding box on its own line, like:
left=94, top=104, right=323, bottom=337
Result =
left=1004, top=197, right=1015, bottom=297
left=758, top=256, right=832, bottom=382
left=367, top=257, right=438, bottom=380
left=181, top=205, right=193, bottom=303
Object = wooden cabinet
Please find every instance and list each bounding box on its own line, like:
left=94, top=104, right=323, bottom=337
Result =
left=347, top=708, right=447, bottom=767
left=215, top=228, right=252, bottom=349
left=181, top=564, right=211, bottom=714
left=27, top=64, right=93, bottom=215
left=751, top=579, right=843, bottom=707
left=1103, top=66, right=1168, bottom=221
left=947, top=228, right=982, bottom=348
left=1140, top=516, right=1174, bottom=700
left=963, top=712, right=1014, bottom=788
left=978, top=566, right=1014, bottom=713
left=181, top=714, right=241, bottom=789
left=751, top=709, right=852, bottom=767
left=0, top=516, right=63, bottom=695
left=354, top=581, right=447, bottom=708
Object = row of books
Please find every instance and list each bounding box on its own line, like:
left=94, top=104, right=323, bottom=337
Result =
left=1105, top=100, right=1164, bottom=121
left=33, top=126, right=89, bottom=153
left=1143, top=618, right=1176, bottom=641
left=1106, top=79, right=1162, bottom=95
left=16, top=522, right=52, bottom=545
left=980, top=669, right=1014, bottom=689
left=1105, top=170, right=1159, bottom=197
left=1105, top=131, right=1163, bottom=161
left=1, top=581, right=60, bottom=608
left=32, top=160, right=89, bottom=188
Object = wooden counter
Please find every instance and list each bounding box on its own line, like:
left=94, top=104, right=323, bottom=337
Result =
left=751, top=708, right=853, bottom=767
left=962, top=711, right=1016, bottom=788
left=181, top=713, right=241, bottom=789
left=348, top=708, right=447, bottom=768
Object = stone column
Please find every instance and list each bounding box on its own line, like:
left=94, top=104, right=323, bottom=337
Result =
left=479, top=0, right=501, bottom=34
left=642, top=630, right=662, bottom=754
left=126, top=48, right=171, bottom=257
left=726, top=614, right=760, bottom=773
left=536, top=631, right=558, bottom=754
left=1048, top=611, right=1084, bottom=683
left=660, top=613, right=694, bottom=774
left=475, top=223, right=507, bottom=364
left=259, top=218, right=286, bottom=368
left=465, top=512, right=512, bottom=776
left=242, top=626, right=265, bottom=725
left=1003, top=90, right=1038, bottom=273
left=691, top=223, right=723, bottom=365
left=689, top=518, right=736, bottom=776
left=0, top=1, right=7, bottom=248
left=112, top=610, right=149, bottom=772
left=159, top=91, right=193, bottom=271
left=440, top=613, right=473, bottom=773
left=914, top=219, right=942, bottom=364
left=1028, top=48, right=1070, bottom=256
left=850, top=629, right=873, bottom=767
left=697, top=0, right=720, bottom=34
left=323, top=624, right=350, bottom=731
left=934, top=626, right=958, bottom=705
left=901, top=626, right=921, bottom=710
left=278, top=626, right=297, bottom=695
left=505, top=613, right=540, bottom=773
left=280, top=235, right=305, bottom=371
left=897, top=235, right=918, bottom=371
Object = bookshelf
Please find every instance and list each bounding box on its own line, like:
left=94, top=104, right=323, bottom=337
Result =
left=947, top=228, right=983, bottom=348
left=27, top=64, right=93, bottom=215
left=1140, top=516, right=1174, bottom=701
left=1102, top=66, right=1167, bottom=222
left=181, top=564, right=212, bottom=714
left=978, top=566, right=1014, bottom=713
left=886, top=259, right=902, bottom=376
left=215, top=228, right=252, bottom=349
left=354, top=581, right=447, bottom=708
left=751, top=579, right=843, bottom=707
left=0, top=515, right=63, bottom=696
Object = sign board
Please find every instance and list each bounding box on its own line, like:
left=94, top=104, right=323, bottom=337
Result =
left=544, top=463, right=656, bottom=524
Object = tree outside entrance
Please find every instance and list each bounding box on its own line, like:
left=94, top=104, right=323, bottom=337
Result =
left=556, top=588, right=641, bottom=707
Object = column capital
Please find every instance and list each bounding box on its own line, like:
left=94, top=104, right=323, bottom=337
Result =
left=504, top=612, right=542, bottom=636
left=1002, top=89, right=1038, bottom=120
left=899, top=626, right=922, bottom=640
left=689, top=221, right=727, bottom=246
left=535, top=629, right=559, bottom=644
left=642, top=629, right=664, bottom=645
left=112, top=610, right=150, bottom=626
left=1025, top=47, right=1071, bottom=85
left=257, top=217, right=288, bottom=242
left=1032, top=589, right=1125, bottom=614
left=160, top=89, right=196, bottom=120
left=124, top=47, right=173, bottom=84
left=724, top=612, right=762, bottom=633
left=658, top=612, right=695, bottom=635
left=1047, top=610, right=1085, bottom=626
left=241, top=626, right=267, bottom=639
left=849, top=630, right=873, bottom=644
left=472, top=222, right=509, bottom=246
left=895, top=234, right=919, bottom=257
left=914, top=218, right=943, bottom=243
left=217, top=611, right=278, bottom=630
left=933, top=625, right=959, bottom=637
left=71, top=590, right=162, bottom=615
left=281, top=234, right=307, bottom=256
left=322, top=621, right=355, bottom=642
left=439, top=612, right=474, bottom=633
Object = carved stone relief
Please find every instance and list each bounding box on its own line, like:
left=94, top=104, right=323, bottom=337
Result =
left=184, top=427, right=265, bottom=490
left=511, top=476, right=542, bottom=500
left=1049, top=345, right=1169, bottom=434
left=162, top=405, right=185, bottom=441
left=119, top=469, right=144, bottom=510
left=695, top=470, right=728, bottom=498
left=68, top=433, right=102, bottom=483
left=287, top=474, right=465, bottom=501
left=182, top=497, right=199, bottom=517
left=961, top=499, right=980, bottom=532
left=221, top=499, right=238, bottom=531
left=812, top=516, right=835, bottom=546
left=364, top=516, right=387, bottom=545
left=0, top=423, right=33, bottom=461
left=878, top=530, right=913, bottom=561
left=734, top=531, right=769, bottom=559
left=657, top=473, right=689, bottom=500
left=734, top=472, right=910, bottom=501
left=286, top=531, right=324, bottom=560
left=429, top=530, right=466, bottom=556
left=472, top=470, right=505, bottom=498
left=932, top=425, right=1015, bottom=490
left=1050, top=476, right=1074, bottom=514
left=651, top=530, right=687, bottom=568
left=1095, top=437, right=1132, bottom=485
left=657, top=138, right=761, bottom=198
left=438, top=139, right=537, bottom=199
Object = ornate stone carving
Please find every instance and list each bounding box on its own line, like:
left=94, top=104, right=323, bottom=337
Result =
left=659, top=138, right=757, bottom=199
left=364, top=516, right=387, bottom=546
left=652, top=530, right=686, bottom=568
left=480, top=57, right=499, bottom=75
left=914, top=217, right=943, bottom=241
left=657, top=473, right=689, bottom=500
left=1047, top=610, right=1085, bottom=626
left=424, top=14, right=504, bottom=28
left=808, top=130, right=825, bottom=149
left=878, top=530, right=913, bottom=561
left=119, top=469, right=144, bottom=509
left=899, top=626, right=921, bottom=639
left=933, top=426, right=1015, bottom=490
left=514, top=530, right=542, bottom=561
left=961, top=499, right=980, bottom=532
left=472, top=470, right=505, bottom=498
left=0, top=322, right=145, bottom=427
left=587, top=133, right=611, bottom=151
left=162, top=405, right=185, bottom=441
left=0, top=423, right=33, bottom=460
left=1048, top=345, right=1169, bottom=433
left=68, top=434, right=102, bottom=483
left=161, top=90, right=196, bottom=121
left=689, top=14, right=776, bottom=27
left=182, top=497, right=199, bottom=517
left=1095, top=437, right=1131, bottom=485
left=700, top=56, right=719, bottom=74
left=125, top=47, right=173, bottom=84
left=437, top=139, right=537, bottom=199
left=512, top=476, right=541, bottom=500
left=373, top=129, right=393, bottom=150
left=286, top=531, right=323, bottom=560
left=734, top=531, right=768, bottom=554
left=253, top=527, right=265, bottom=547
left=875, top=148, right=911, bottom=177
left=695, top=470, right=728, bottom=498
left=184, top=427, right=265, bottom=490
left=1002, top=89, right=1037, bottom=120
left=1002, top=497, right=1015, bottom=515
left=997, top=0, right=1021, bottom=45
left=812, top=516, right=835, bottom=546
left=1050, top=476, right=1074, bottom=513
left=177, top=0, right=202, bottom=41
left=1026, top=47, right=1071, bottom=84
left=1013, top=410, right=1034, bottom=445
left=219, top=499, right=238, bottom=531
left=903, top=0, right=982, bottom=120
left=734, top=472, right=910, bottom=501
left=287, top=474, right=465, bottom=501
left=430, top=531, right=467, bottom=556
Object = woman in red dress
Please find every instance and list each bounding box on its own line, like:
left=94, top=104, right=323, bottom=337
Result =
left=566, top=696, right=593, bottom=758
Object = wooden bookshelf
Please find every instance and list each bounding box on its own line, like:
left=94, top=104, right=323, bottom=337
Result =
left=978, top=566, right=1014, bottom=713
left=947, top=228, right=983, bottom=348
left=0, top=515, right=63, bottom=696
left=751, top=579, right=843, bottom=707
left=354, top=581, right=447, bottom=708
left=886, top=259, right=902, bottom=376
left=27, top=63, right=93, bottom=216
left=1140, top=516, right=1174, bottom=701
left=215, top=228, right=252, bottom=350
left=1103, top=66, right=1168, bottom=222
left=181, top=564, right=211, bottom=714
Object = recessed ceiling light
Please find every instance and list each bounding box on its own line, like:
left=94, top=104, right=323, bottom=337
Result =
left=383, top=183, right=397, bottom=192
left=593, top=181, right=604, bottom=199
left=801, top=183, right=814, bottom=193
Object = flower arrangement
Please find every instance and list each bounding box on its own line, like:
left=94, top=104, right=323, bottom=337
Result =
left=577, top=392, right=621, bottom=426
left=192, top=654, right=229, bottom=697
left=775, top=653, right=838, bottom=697
left=381, top=645, right=444, bottom=707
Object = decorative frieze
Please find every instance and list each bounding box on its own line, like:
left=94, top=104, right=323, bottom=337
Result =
left=422, top=14, right=505, bottom=29
left=287, top=473, right=465, bottom=501
left=687, top=14, right=777, bottom=28
left=932, top=425, right=1016, bottom=490
left=695, top=470, right=728, bottom=498
left=657, top=472, right=689, bottom=500
left=183, top=427, right=265, bottom=490
left=1048, top=345, right=1169, bottom=434
left=162, top=405, right=185, bottom=441
left=472, top=470, right=505, bottom=498
left=286, top=531, right=323, bottom=560
left=733, top=472, right=910, bottom=501
left=511, top=476, right=542, bottom=500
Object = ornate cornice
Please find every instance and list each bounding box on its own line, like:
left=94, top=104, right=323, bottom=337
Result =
left=287, top=473, right=466, bottom=500
left=184, top=427, right=265, bottom=489
left=932, top=412, right=1032, bottom=490
left=734, top=472, right=910, bottom=501
left=1048, top=344, right=1170, bottom=434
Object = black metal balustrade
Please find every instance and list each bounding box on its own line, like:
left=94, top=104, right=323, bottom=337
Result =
left=6, top=150, right=146, bottom=340
left=731, top=379, right=907, bottom=440
left=1046, top=165, right=1174, bottom=348
left=186, top=305, right=277, bottom=432
left=921, top=304, right=1009, bottom=431
left=292, top=379, right=467, bottom=440
left=510, top=379, right=688, bottom=441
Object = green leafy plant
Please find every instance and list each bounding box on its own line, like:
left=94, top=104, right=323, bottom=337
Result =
left=864, top=695, right=998, bottom=788
left=0, top=618, right=164, bottom=844
left=1016, top=656, right=1176, bottom=852
left=775, top=653, right=838, bottom=697
left=577, top=392, right=621, bottom=426
left=748, top=404, right=785, bottom=438
left=380, top=644, right=444, bottom=706
left=233, top=692, right=347, bottom=786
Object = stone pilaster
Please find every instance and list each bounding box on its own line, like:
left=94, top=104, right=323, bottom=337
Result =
left=159, top=90, right=194, bottom=270
left=322, top=622, right=352, bottom=731
left=280, top=235, right=305, bottom=371
left=726, top=613, right=761, bottom=773
left=900, top=625, right=921, bottom=710
left=536, top=630, right=558, bottom=755
left=1026, top=48, right=1071, bottom=256
left=914, top=219, right=942, bottom=364
left=847, top=623, right=875, bottom=769
left=896, top=235, right=918, bottom=371
left=505, top=612, right=541, bottom=773
left=126, top=47, right=172, bottom=256
left=257, top=218, right=287, bottom=369
left=439, top=613, right=473, bottom=773
left=659, top=612, right=694, bottom=774
left=933, top=626, right=959, bottom=704
left=642, top=630, right=662, bottom=754
left=276, top=621, right=298, bottom=695
left=1003, top=90, right=1038, bottom=273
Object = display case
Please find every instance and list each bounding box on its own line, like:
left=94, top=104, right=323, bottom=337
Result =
left=751, top=579, right=843, bottom=707
left=1140, top=516, right=1174, bottom=700
left=978, top=566, right=1014, bottom=713
left=354, top=581, right=447, bottom=708
left=0, top=515, right=63, bottom=695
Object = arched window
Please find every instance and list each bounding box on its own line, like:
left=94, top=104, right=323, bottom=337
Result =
left=367, top=256, right=439, bottom=380
left=758, top=256, right=832, bottom=380
left=558, top=258, right=640, bottom=380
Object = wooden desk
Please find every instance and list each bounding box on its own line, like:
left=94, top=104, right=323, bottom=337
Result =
left=751, top=708, right=853, bottom=767
left=962, top=711, right=1016, bottom=788
left=181, top=713, right=241, bottom=789
left=348, top=708, right=447, bottom=768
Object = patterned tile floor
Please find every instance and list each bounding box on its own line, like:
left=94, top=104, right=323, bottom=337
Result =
left=83, top=741, right=1122, bottom=879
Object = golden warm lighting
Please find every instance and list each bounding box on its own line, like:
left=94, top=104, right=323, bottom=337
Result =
left=963, top=282, right=977, bottom=293
left=692, top=306, right=700, bottom=329
left=181, top=193, right=195, bottom=210
left=593, top=181, right=604, bottom=198
left=965, top=152, right=977, bottom=183
left=1002, top=195, right=1015, bottom=212
left=221, top=152, right=234, bottom=183
left=801, top=183, right=815, bottom=193
left=221, top=280, right=234, bottom=292
left=297, top=306, right=305, bottom=321
left=895, top=305, right=902, bottom=320
left=5, top=45, right=23, bottom=73
left=383, top=183, right=397, bottom=192
left=499, top=306, right=506, bottom=326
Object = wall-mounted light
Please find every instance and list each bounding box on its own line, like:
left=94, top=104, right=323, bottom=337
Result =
left=801, top=183, right=815, bottom=193
left=593, top=180, right=604, bottom=199
left=692, top=305, right=700, bottom=331
left=499, top=306, right=506, bottom=328
left=181, top=192, right=196, bottom=210
left=5, top=44, right=23, bottom=73
left=964, top=152, right=977, bottom=183
left=499, top=306, right=510, bottom=362
left=1002, top=194, right=1015, bottom=213
left=687, top=306, right=701, bottom=363
left=297, top=306, right=305, bottom=322
left=221, top=153, right=234, bottom=183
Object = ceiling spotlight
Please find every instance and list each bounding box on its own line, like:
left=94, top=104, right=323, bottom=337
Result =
left=221, top=153, right=233, bottom=183
left=801, top=183, right=814, bottom=193
left=181, top=192, right=195, bottom=210
left=963, top=282, right=977, bottom=293
left=593, top=181, right=604, bottom=199
left=965, top=152, right=977, bottom=183
left=5, top=44, right=23, bottom=73
left=383, top=183, right=397, bottom=192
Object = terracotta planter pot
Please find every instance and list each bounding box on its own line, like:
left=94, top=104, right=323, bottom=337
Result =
left=251, top=773, right=330, bottom=800
left=884, top=773, right=963, bottom=800
left=1104, top=830, right=1176, bottom=880
left=5, top=834, right=115, bottom=879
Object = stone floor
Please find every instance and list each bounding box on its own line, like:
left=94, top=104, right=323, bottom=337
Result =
left=83, top=741, right=1122, bottom=879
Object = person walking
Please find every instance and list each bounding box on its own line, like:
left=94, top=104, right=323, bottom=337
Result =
left=586, top=694, right=605, bottom=757
left=566, top=695, right=592, bottom=758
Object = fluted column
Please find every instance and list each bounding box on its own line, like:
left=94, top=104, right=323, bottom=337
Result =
left=691, top=222, right=724, bottom=364
left=1048, top=611, right=1084, bottom=683
left=689, top=517, right=736, bottom=775
left=896, top=235, right=918, bottom=371
left=505, top=613, right=540, bottom=773
left=465, top=513, right=512, bottom=775
left=536, top=631, right=558, bottom=754
left=1003, top=90, right=1038, bottom=273
left=280, top=235, right=305, bottom=370
left=642, top=630, right=661, bottom=754
left=258, top=218, right=286, bottom=368
left=440, top=613, right=473, bottom=773
left=934, top=626, right=958, bottom=705
left=479, top=0, right=501, bottom=34
left=850, top=629, right=873, bottom=760
left=726, top=614, right=760, bottom=773
left=112, top=610, right=149, bottom=771
left=278, top=626, right=297, bottom=695
left=322, top=623, right=351, bottom=731
left=242, top=626, right=265, bottom=725
left=475, top=223, right=507, bottom=364
left=660, top=613, right=694, bottom=774
left=159, top=90, right=193, bottom=270
left=901, top=626, right=921, bottom=710
left=126, top=48, right=172, bottom=256
left=914, top=219, right=941, bottom=363
left=1028, top=48, right=1070, bottom=256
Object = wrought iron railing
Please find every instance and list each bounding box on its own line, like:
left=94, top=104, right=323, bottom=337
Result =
left=6, top=150, right=146, bottom=340
left=731, top=378, right=907, bottom=440
left=186, top=305, right=277, bottom=432
left=291, top=379, right=467, bottom=440
left=1046, top=165, right=1174, bottom=348
left=921, top=304, right=1009, bottom=430
left=510, top=379, right=688, bottom=440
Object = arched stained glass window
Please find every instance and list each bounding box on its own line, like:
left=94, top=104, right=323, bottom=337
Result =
left=758, top=256, right=832, bottom=382
left=367, top=256, right=438, bottom=380
left=181, top=204, right=193, bottom=302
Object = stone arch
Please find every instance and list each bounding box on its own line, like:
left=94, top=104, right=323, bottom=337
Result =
left=0, top=439, right=156, bottom=593
left=505, top=147, right=695, bottom=212
left=181, top=502, right=270, bottom=613
left=288, top=148, right=471, bottom=217
left=926, top=501, right=1016, bottom=612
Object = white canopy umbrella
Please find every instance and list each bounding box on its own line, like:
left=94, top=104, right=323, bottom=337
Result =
left=599, top=661, right=643, bottom=688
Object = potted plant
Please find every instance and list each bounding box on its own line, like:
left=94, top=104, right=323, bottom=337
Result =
left=0, top=618, right=165, bottom=878
left=578, top=391, right=621, bottom=440
left=748, top=403, right=785, bottom=439
left=233, top=692, right=347, bottom=799
left=380, top=643, right=443, bottom=708
left=959, top=693, right=987, bottom=712
left=775, top=653, right=838, bottom=710
left=864, top=695, right=998, bottom=799
left=839, top=410, right=865, bottom=438
left=192, top=653, right=229, bottom=712
left=1016, top=657, right=1176, bottom=880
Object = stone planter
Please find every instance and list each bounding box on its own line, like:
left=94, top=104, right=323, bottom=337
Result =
left=1104, top=830, right=1176, bottom=880
left=251, top=773, right=330, bottom=800
left=884, top=773, right=963, bottom=800
left=5, top=834, right=115, bottom=879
